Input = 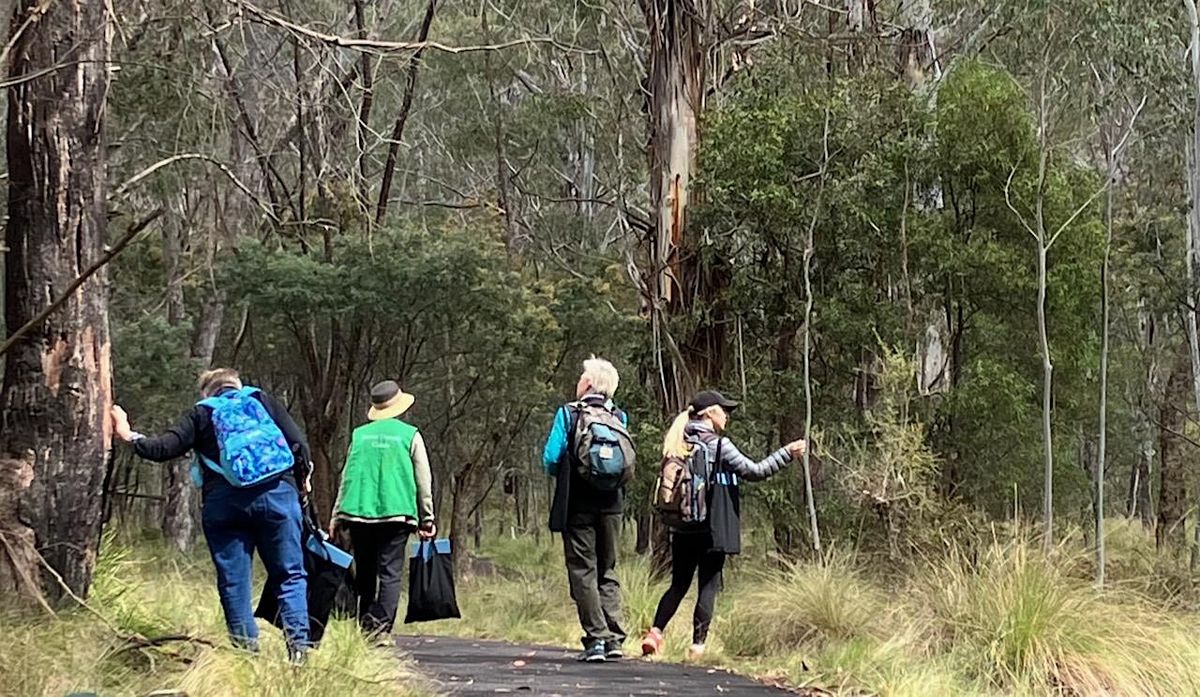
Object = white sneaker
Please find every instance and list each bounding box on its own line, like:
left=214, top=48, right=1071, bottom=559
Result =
left=686, top=643, right=706, bottom=661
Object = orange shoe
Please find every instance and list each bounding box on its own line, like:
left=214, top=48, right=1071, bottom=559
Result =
left=640, top=629, right=665, bottom=657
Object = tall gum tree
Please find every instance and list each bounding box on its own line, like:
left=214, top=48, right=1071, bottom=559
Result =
left=0, top=0, right=114, bottom=600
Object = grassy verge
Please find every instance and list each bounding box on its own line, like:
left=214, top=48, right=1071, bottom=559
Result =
left=0, top=537, right=433, bottom=697
left=427, top=523, right=1200, bottom=696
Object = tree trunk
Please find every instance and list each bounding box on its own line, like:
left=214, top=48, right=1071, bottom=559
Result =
left=642, top=0, right=708, bottom=412
left=0, top=0, right=113, bottom=600
left=160, top=219, right=197, bottom=553
left=1095, top=81, right=1116, bottom=584
left=1182, top=0, right=1200, bottom=571
left=190, top=293, right=225, bottom=366
left=303, top=413, right=344, bottom=525
left=1156, top=344, right=1191, bottom=556
left=1036, top=239, right=1054, bottom=549
left=641, top=0, right=711, bottom=575
left=1031, top=63, right=1054, bottom=550
left=635, top=512, right=651, bottom=554
left=1129, top=307, right=1159, bottom=527
left=374, top=0, right=438, bottom=225
left=897, top=0, right=936, bottom=86
left=0, top=452, right=41, bottom=603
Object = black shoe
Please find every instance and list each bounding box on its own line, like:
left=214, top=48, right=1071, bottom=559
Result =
left=578, top=643, right=607, bottom=663
left=287, top=647, right=309, bottom=666
left=604, top=641, right=624, bottom=660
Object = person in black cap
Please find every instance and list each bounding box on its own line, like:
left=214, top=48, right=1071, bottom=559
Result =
left=639, top=389, right=806, bottom=660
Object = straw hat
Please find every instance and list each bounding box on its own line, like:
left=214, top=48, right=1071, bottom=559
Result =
left=367, top=380, right=415, bottom=421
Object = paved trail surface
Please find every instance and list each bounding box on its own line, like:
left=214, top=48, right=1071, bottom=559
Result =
left=396, top=635, right=797, bottom=696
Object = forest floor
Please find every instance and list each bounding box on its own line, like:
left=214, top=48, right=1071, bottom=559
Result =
left=418, top=522, right=1200, bottom=696
left=6, top=521, right=1200, bottom=696
left=0, top=534, right=431, bottom=697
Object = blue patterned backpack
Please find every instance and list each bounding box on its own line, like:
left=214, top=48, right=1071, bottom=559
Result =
left=191, top=386, right=294, bottom=487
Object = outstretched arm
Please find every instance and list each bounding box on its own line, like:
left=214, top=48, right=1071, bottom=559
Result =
left=717, top=437, right=793, bottom=482
left=113, top=407, right=199, bottom=463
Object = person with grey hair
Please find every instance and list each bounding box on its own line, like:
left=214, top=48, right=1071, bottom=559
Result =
left=111, top=368, right=313, bottom=663
left=542, top=357, right=635, bottom=663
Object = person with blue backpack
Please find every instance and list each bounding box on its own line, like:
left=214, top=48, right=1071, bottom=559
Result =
left=542, top=356, right=636, bottom=663
left=111, top=368, right=312, bottom=663
left=640, top=390, right=806, bottom=661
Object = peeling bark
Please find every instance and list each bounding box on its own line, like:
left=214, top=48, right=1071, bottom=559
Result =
left=0, top=0, right=113, bottom=599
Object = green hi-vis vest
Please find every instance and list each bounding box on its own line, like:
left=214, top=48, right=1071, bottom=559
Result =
left=336, top=418, right=419, bottom=521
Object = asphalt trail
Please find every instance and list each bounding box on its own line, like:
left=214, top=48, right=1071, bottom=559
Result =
left=396, top=635, right=798, bottom=696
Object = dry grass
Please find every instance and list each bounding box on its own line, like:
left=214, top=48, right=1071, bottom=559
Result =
left=0, top=538, right=433, bottom=697
left=442, top=525, right=1200, bottom=696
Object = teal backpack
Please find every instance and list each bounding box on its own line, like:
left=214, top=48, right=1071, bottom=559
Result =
left=189, top=387, right=294, bottom=488
left=570, top=401, right=636, bottom=491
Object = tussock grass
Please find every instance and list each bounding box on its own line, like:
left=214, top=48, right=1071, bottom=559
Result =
left=723, top=553, right=887, bottom=657
left=0, top=539, right=432, bottom=697
left=449, top=525, right=1200, bottom=696
left=914, top=536, right=1200, bottom=695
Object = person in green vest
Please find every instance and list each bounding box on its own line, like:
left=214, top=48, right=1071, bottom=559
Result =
left=333, top=380, right=436, bottom=638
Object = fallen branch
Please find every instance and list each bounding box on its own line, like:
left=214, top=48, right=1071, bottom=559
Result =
left=235, top=1, right=597, bottom=56
left=28, top=543, right=218, bottom=666
left=106, top=633, right=217, bottom=659
left=0, top=530, right=57, bottom=618
left=0, top=209, right=164, bottom=358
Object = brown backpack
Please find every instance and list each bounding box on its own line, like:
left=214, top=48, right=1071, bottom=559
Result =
left=654, top=435, right=717, bottom=529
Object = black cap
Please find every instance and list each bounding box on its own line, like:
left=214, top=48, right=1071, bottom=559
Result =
left=690, top=390, right=739, bottom=413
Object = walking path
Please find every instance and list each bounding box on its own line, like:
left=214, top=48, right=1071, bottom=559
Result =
left=396, top=635, right=804, bottom=696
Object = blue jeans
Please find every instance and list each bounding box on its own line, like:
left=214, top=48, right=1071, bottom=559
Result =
left=201, top=477, right=309, bottom=650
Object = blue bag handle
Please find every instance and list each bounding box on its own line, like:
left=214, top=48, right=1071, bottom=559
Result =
left=411, top=538, right=452, bottom=560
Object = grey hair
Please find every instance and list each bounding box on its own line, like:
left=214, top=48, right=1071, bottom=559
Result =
left=581, top=356, right=619, bottom=397
left=197, top=368, right=243, bottom=397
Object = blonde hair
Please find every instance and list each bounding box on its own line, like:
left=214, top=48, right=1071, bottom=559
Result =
left=661, top=405, right=720, bottom=458
left=198, top=368, right=242, bottom=397
left=581, top=356, right=619, bottom=396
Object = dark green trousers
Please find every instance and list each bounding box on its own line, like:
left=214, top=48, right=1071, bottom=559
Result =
left=562, top=511, right=626, bottom=647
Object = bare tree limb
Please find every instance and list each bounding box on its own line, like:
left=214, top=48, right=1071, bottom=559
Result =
left=114, top=153, right=279, bottom=223
left=235, top=1, right=597, bottom=56
left=375, top=0, right=438, bottom=225
left=0, top=210, right=165, bottom=358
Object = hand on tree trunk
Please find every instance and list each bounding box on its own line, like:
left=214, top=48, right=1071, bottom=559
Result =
left=111, top=405, right=134, bottom=442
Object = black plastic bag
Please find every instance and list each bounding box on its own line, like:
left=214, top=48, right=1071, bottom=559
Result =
left=256, top=502, right=355, bottom=646
left=404, top=539, right=461, bottom=623
left=707, top=463, right=742, bottom=555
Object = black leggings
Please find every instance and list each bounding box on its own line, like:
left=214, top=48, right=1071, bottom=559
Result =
left=651, top=531, right=727, bottom=644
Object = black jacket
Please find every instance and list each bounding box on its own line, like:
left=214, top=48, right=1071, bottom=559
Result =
left=132, top=387, right=311, bottom=496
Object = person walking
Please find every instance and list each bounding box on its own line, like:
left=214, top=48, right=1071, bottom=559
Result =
left=640, top=390, right=806, bottom=660
left=111, top=369, right=312, bottom=662
left=542, top=357, right=635, bottom=663
left=332, top=380, right=436, bottom=641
